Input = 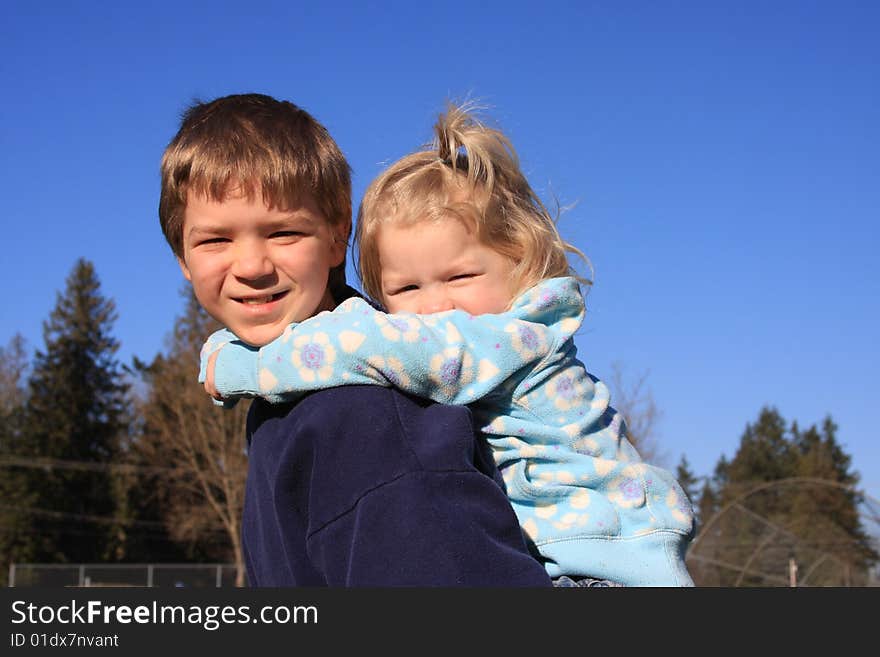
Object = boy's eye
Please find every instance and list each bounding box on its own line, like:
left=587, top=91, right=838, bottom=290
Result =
left=450, top=273, right=477, bottom=281
left=197, top=237, right=229, bottom=246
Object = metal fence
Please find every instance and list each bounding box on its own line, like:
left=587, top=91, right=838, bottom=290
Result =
left=686, top=478, right=880, bottom=586
left=8, top=563, right=241, bottom=588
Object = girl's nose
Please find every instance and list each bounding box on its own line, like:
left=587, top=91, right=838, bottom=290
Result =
left=419, top=288, right=454, bottom=314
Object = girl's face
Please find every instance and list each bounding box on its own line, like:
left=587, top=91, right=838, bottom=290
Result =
left=377, top=217, right=516, bottom=315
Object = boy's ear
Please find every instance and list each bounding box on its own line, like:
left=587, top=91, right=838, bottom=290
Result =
left=330, top=220, right=351, bottom=267
left=177, top=257, right=192, bottom=282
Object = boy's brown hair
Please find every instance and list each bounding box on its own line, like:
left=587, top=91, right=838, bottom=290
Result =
left=159, top=93, right=352, bottom=294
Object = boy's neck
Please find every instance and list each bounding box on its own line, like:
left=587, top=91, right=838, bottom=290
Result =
left=331, top=282, right=364, bottom=305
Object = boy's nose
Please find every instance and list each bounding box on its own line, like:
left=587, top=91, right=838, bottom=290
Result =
left=419, top=288, right=454, bottom=314
left=231, top=244, right=274, bottom=280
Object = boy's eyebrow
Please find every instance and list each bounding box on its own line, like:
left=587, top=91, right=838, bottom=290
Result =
left=186, top=214, right=318, bottom=237
left=265, top=213, right=318, bottom=229
left=187, top=225, right=227, bottom=237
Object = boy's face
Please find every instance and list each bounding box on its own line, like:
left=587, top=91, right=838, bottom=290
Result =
left=178, top=188, right=347, bottom=346
left=378, top=217, right=515, bottom=315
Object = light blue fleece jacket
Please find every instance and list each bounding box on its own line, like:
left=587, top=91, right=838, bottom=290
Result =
left=202, top=277, right=695, bottom=586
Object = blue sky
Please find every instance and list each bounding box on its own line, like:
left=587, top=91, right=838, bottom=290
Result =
left=2, top=1, right=878, bottom=495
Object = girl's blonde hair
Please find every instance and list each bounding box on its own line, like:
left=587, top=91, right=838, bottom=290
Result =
left=354, top=103, right=590, bottom=306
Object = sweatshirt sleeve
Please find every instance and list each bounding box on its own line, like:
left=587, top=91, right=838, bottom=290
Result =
left=208, top=277, right=585, bottom=406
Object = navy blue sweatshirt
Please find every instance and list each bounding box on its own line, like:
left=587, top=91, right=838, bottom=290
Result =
left=241, top=385, right=553, bottom=586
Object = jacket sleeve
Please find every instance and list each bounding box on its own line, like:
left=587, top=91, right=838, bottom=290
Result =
left=206, top=277, right=584, bottom=406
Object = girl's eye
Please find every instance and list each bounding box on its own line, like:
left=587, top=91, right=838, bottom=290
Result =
left=272, top=231, right=304, bottom=239
left=450, top=273, right=476, bottom=281
left=391, top=284, right=418, bottom=295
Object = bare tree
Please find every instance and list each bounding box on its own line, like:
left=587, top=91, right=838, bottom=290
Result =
left=606, top=361, right=667, bottom=467
left=131, top=290, right=249, bottom=585
left=0, top=334, right=35, bottom=580
left=0, top=333, right=27, bottom=417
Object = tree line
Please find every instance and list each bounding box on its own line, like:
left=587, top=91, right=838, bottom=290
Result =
left=0, top=258, right=876, bottom=586
left=677, top=407, right=878, bottom=586
left=0, top=258, right=248, bottom=585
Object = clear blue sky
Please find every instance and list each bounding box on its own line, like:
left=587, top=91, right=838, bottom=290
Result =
left=2, top=1, right=877, bottom=495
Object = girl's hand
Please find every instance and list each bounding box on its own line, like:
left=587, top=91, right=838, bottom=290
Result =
left=204, top=349, right=223, bottom=401
left=199, top=327, right=237, bottom=401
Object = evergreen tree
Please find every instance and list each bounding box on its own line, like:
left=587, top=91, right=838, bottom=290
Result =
left=21, top=258, right=130, bottom=563
left=686, top=481, right=720, bottom=586
left=675, top=455, right=699, bottom=509
left=725, top=407, right=795, bottom=490
left=696, top=480, right=717, bottom=532
left=786, top=417, right=877, bottom=585
left=674, top=455, right=699, bottom=529
left=689, top=406, right=878, bottom=586
left=712, top=454, right=730, bottom=491
left=686, top=459, right=727, bottom=586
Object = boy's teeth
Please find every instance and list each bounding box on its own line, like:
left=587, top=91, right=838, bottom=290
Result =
left=243, top=295, right=273, bottom=305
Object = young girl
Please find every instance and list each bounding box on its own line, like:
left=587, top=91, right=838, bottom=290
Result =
left=202, top=104, right=695, bottom=586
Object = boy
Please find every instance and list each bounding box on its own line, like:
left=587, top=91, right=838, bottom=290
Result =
left=158, top=93, right=552, bottom=586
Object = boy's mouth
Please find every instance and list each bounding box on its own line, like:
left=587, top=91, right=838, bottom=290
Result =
left=237, top=291, right=288, bottom=305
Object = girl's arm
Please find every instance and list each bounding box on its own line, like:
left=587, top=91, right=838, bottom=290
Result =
left=203, top=277, right=584, bottom=406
